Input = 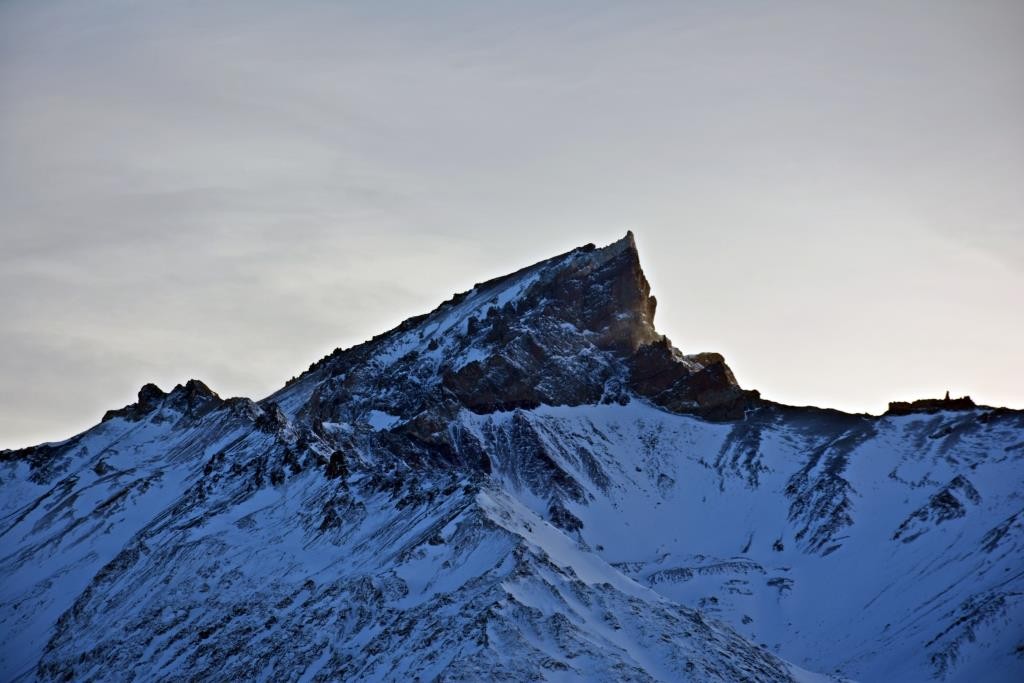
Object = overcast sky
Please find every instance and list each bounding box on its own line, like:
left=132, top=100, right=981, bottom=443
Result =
left=2, top=0, right=1022, bottom=449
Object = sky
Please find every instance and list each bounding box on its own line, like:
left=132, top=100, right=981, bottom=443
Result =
left=1, top=0, right=1022, bottom=449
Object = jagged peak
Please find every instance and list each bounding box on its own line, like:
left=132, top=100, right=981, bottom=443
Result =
left=601, top=229, right=638, bottom=257
left=425, top=231, right=656, bottom=351
left=290, top=234, right=656, bottom=384
left=169, top=379, right=219, bottom=402
left=102, top=379, right=222, bottom=423
left=271, top=233, right=754, bottom=423
left=138, top=382, right=167, bottom=405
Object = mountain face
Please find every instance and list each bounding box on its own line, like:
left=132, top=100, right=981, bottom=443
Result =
left=2, top=234, right=1022, bottom=683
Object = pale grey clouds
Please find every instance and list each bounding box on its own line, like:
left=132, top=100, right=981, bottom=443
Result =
left=2, top=0, right=1022, bottom=447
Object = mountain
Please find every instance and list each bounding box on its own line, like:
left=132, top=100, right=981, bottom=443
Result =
left=2, top=233, right=1022, bottom=682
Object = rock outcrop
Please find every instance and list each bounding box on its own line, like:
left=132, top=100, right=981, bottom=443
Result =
left=291, top=232, right=751, bottom=433
left=101, top=379, right=224, bottom=423
left=886, top=392, right=977, bottom=416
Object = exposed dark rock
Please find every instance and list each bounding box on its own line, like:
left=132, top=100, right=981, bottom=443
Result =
left=255, top=402, right=288, bottom=433
left=269, top=466, right=286, bottom=486
left=166, top=379, right=223, bottom=418
left=101, top=383, right=169, bottom=422
left=980, top=509, right=1023, bottom=553
left=785, top=421, right=877, bottom=554
left=893, top=475, right=982, bottom=543
left=548, top=502, right=584, bottom=533
left=628, top=343, right=757, bottom=421
left=886, top=393, right=977, bottom=416
left=100, top=380, right=227, bottom=423
left=325, top=451, right=349, bottom=480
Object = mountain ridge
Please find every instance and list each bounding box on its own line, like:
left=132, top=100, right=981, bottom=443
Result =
left=2, top=234, right=1022, bottom=682
left=87, top=232, right=1011, bottom=433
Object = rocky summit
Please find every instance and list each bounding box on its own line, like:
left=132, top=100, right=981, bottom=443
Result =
left=1, top=234, right=1022, bottom=682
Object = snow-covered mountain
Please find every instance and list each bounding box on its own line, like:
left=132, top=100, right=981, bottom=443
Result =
left=2, top=233, right=1022, bottom=682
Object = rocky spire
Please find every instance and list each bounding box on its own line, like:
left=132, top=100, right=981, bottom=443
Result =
left=286, top=233, right=755, bottom=424
left=101, top=383, right=168, bottom=422
left=507, top=230, right=660, bottom=352
left=101, top=380, right=224, bottom=422
left=562, top=231, right=660, bottom=352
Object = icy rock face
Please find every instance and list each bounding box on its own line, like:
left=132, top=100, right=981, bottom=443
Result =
left=2, top=234, right=1023, bottom=682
